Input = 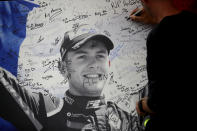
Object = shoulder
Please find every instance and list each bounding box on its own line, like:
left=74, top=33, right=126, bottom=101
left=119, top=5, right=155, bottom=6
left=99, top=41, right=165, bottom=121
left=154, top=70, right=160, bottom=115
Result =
left=106, top=101, right=131, bottom=119
left=106, top=101, right=140, bottom=131
left=44, top=96, right=64, bottom=117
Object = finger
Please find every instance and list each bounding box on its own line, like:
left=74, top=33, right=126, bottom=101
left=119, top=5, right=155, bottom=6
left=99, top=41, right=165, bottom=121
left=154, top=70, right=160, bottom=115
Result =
left=130, top=7, right=139, bottom=15
left=130, top=15, right=144, bottom=22
left=136, top=102, right=146, bottom=116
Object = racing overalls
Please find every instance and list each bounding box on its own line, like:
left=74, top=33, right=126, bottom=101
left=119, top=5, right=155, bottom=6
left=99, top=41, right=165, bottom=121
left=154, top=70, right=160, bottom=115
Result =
left=45, top=91, right=140, bottom=131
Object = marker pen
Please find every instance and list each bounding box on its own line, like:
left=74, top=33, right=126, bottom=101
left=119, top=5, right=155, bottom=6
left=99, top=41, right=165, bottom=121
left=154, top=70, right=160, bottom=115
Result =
left=133, top=9, right=143, bottom=16
left=126, top=9, right=143, bottom=21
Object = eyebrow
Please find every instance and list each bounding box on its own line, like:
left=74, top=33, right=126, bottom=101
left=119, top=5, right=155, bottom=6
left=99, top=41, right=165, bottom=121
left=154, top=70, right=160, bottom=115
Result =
left=74, top=50, right=87, bottom=55
left=97, top=50, right=107, bottom=54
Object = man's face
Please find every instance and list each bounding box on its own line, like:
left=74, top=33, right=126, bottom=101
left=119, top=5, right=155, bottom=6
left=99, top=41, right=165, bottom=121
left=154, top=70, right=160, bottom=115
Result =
left=62, top=39, right=110, bottom=97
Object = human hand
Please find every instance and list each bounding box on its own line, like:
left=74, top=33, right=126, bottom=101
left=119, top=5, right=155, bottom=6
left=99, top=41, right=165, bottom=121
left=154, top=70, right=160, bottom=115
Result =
left=136, top=97, right=155, bottom=116
left=136, top=99, right=147, bottom=116
left=130, top=7, right=157, bottom=25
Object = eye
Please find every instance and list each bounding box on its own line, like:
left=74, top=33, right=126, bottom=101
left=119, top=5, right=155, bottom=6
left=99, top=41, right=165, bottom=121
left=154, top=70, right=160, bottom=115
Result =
left=96, top=54, right=106, bottom=59
left=77, top=55, right=86, bottom=59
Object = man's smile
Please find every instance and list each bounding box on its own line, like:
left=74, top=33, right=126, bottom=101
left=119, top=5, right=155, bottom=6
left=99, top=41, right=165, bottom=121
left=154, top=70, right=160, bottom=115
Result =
left=83, top=74, right=102, bottom=79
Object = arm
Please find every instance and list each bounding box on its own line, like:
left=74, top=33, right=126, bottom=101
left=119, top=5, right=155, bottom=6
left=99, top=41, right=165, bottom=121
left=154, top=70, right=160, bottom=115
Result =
left=0, top=67, right=46, bottom=131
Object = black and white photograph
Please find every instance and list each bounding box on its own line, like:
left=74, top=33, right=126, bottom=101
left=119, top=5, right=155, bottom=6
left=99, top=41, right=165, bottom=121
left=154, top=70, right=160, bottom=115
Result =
left=0, top=0, right=163, bottom=130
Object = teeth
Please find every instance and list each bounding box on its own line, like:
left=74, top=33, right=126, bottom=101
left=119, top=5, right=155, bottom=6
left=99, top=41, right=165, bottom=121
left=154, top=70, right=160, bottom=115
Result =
left=84, top=74, right=100, bottom=78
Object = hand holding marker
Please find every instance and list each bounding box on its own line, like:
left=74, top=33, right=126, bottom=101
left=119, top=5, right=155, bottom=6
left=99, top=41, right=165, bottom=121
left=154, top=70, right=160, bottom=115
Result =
left=126, top=8, right=143, bottom=21
left=128, top=7, right=158, bottom=25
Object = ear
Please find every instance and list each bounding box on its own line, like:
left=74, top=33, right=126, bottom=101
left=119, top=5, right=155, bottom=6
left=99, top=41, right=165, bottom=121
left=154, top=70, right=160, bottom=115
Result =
left=141, top=0, right=149, bottom=4
left=58, top=61, right=68, bottom=77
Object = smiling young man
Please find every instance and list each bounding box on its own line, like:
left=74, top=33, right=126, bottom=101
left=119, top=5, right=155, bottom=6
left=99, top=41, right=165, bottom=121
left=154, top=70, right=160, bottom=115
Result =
left=61, top=39, right=110, bottom=97
left=44, top=26, right=140, bottom=131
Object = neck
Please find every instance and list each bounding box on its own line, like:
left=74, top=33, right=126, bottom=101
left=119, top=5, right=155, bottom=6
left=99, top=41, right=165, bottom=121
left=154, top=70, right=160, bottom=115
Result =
left=68, top=87, right=103, bottom=97
left=150, top=0, right=182, bottom=23
left=64, top=90, right=106, bottom=109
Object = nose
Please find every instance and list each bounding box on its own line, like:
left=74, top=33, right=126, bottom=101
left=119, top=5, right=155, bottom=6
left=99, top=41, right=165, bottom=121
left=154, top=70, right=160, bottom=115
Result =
left=87, top=57, right=98, bottom=69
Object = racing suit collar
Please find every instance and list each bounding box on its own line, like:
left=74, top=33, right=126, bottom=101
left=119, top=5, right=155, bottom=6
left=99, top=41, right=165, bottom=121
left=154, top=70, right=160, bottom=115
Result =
left=64, top=90, right=106, bottom=109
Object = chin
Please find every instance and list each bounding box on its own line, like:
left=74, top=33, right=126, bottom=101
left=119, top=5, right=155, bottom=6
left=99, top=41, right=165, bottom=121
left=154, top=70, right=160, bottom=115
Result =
left=85, top=87, right=102, bottom=93
left=85, top=91, right=102, bottom=97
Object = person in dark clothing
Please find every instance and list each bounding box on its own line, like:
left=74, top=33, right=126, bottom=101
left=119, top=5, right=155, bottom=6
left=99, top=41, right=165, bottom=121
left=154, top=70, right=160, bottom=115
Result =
left=130, top=0, right=197, bottom=131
